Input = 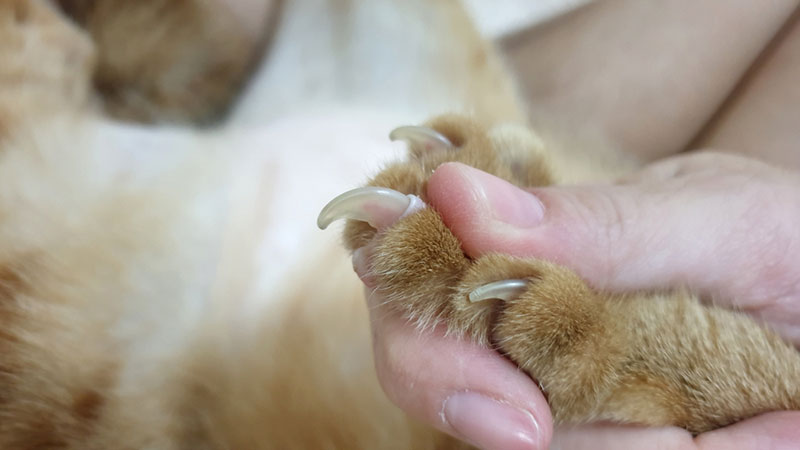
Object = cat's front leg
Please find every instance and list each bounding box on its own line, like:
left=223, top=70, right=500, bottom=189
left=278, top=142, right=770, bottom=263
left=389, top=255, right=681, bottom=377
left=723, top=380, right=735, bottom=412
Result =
left=54, top=0, right=266, bottom=123
left=320, top=115, right=800, bottom=434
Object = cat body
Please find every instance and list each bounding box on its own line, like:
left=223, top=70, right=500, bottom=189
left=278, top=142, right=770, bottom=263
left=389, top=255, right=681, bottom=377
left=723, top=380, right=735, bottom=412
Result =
left=0, top=0, right=521, bottom=447
left=1, top=0, right=798, bottom=448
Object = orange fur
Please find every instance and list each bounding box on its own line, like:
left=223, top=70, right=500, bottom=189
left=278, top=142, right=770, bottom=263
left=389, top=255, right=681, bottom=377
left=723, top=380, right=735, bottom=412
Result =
left=56, top=0, right=266, bottom=123
left=3, top=0, right=798, bottom=447
left=347, top=115, right=800, bottom=434
left=0, top=0, right=493, bottom=448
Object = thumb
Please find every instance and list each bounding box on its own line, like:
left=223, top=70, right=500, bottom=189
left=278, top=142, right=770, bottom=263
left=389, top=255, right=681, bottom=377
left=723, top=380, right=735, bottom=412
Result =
left=427, top=158, right=800, bottom=343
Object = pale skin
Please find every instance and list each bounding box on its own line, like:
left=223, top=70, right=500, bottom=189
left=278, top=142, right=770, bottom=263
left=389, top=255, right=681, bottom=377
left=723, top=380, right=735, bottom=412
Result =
left=356, top=2, right=800, bottom=450
left=504, top=0, right=800, bottom=166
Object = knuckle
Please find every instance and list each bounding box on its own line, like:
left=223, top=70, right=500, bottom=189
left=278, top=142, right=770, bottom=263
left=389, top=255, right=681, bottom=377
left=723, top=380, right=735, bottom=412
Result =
left=569, top=188, right=638, bottom=284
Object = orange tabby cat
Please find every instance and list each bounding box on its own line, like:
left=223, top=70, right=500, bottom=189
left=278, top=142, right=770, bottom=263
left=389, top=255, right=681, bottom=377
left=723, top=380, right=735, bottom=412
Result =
left=1, top=0, right=798, bottom=448
left=0, top=0, right=502, bottom=448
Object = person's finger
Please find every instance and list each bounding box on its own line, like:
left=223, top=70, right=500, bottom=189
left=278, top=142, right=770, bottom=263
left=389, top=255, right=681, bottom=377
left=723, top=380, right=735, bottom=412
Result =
left=617, top=151, right=781, bottom=183
left=551, top=411, right=800, bottom=450
left=552, top=424, right=694, bottom=450
left=360, top=285, right=553, bottom=449
left=695, top=411, right=800, bottom=450
left=426, top=156, right=800, bottom=344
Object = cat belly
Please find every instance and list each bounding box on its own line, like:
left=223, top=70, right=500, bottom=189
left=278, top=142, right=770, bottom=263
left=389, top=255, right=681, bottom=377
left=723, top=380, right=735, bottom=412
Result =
left=227, top=111, right=408, bottom=317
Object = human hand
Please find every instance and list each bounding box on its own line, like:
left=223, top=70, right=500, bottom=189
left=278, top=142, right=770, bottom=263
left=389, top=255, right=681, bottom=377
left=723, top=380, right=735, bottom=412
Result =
left=355, top=152, right=800, bottom=449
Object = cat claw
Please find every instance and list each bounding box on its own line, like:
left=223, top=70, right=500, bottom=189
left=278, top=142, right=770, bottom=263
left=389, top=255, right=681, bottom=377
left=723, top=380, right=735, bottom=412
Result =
left=389, top=126, right=453, bottom=151
left=317, top=187, right=426, bottom=230
left=469, top=279, right=529, bottom=303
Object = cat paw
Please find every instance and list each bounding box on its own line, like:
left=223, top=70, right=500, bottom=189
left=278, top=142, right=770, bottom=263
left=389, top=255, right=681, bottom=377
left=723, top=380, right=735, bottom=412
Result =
left=322, top=115, right=553, bottom=249
left=317, top=115, right=565, bottom=343
left=319, top=115, right=616, bottom=422
left=319, top=115, right=800, bottom=433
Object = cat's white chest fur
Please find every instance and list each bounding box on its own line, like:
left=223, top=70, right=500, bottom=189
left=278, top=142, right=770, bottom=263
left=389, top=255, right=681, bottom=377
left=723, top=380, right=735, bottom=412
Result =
left=94, top=110, right=407, bottom=335
left=225, top=111, right=408, bottom=318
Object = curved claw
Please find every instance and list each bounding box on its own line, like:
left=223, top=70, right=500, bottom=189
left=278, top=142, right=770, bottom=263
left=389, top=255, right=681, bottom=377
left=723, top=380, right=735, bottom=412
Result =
left=469, top=279, right=529, bottom=303
left=317, top=187, right=425, bottom=230
left=389, top=125, right=453, bottom=151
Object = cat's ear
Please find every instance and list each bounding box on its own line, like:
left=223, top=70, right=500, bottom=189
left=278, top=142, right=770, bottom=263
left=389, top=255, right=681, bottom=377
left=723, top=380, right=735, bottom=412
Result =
left=389, top=125, right=453, bottom=160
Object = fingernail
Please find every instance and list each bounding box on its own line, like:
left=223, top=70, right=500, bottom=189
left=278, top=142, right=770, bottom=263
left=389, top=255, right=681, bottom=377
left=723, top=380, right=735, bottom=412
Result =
left=443, top=392, right=541, bottom=450
left=456, top=165, right=544, bottom=228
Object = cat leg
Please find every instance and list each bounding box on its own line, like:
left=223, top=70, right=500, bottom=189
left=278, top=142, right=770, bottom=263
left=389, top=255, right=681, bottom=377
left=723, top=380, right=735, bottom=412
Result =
left=490, top=271, right=800, bottom=434
left=322, top=114, right=800, bottom=434
left=54, top=0, right=270, bottom=123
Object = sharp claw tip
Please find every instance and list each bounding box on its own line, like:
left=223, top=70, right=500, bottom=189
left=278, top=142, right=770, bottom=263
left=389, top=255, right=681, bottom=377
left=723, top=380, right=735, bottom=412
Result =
left=316, top=199, right=339, bottom=230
